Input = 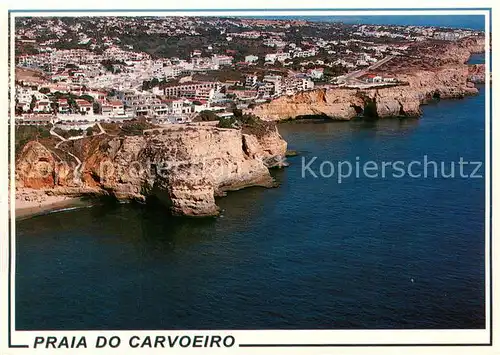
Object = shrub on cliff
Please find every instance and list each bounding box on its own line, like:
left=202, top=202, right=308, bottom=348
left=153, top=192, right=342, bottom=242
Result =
left=86, top=126, right=96, bottom=136
left=216, top=113, right=273, bottom=138
left=217, top=116, right=238, bottom=129
left=15, top=125, right=51, bottom=154
left=54, top=127, right=70, bottom=139
left=119, top=118, right=159, bottom=136
left=239, top=114, right=261, bottom=127
left=193, top=110, right=219, bottom=122
left=241, top=117, right=274, bottom=138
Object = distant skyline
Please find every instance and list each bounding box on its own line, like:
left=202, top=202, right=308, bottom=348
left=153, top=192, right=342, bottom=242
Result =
left=251, top=15, right=485, bottom=31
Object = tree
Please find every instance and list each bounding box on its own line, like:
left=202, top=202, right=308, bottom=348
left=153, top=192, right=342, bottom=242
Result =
left=233, top=108, right=243, bottom=117
left=142, top=80, right=151, bottom=91
left=29, top=95, right=37, bottom=112
left=93, top=102, right=101, bottom=114
left=39, top=87, right=50, bottom=94
left=50, top=101, right=59, bottom=114
left=15, top=106, right=24, bottom=116
left=80, top=94, right=94, bottom=103
left=86, top=127, right=94, bottom=136
left=67, top=97, right=77, bottom=110
left=217, top=116, right=237, bottom=129
left=193, top=110, right=219, bottom=122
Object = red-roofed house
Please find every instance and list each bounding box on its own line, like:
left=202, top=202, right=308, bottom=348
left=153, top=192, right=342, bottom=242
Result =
left=100, top=99, right=124, bottom=116
left=75, top=99, right=93, bottom=114
left=58, top=98, right=70, bottom=114
left=364, top=74, right=383, bottom=83
left=108, top=100, right=124, bottom=115
left=192, top=99, right=210, bottom=112
left=33, top=101, right=51, bottom=113
left=86, top=91, right=107, bottom=101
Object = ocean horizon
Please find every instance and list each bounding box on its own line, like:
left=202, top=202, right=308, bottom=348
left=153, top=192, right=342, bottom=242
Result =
left=250, top=15, right=485, bottom=31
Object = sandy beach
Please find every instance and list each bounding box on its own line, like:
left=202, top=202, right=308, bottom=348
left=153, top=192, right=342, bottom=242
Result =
left=15, top=190, right=90, bottom=220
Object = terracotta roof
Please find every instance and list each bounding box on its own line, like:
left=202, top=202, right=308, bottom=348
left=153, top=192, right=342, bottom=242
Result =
left=75, top=99, right=92, bottom=106
left=108, top=100, right=123, bottom=106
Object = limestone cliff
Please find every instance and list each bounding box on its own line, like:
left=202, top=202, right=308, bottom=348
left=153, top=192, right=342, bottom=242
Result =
left=468, top=64, right=486, bottom=84
left=248, top=36, right=485, bottom=121
left=15, top=124, right=287, bottom=217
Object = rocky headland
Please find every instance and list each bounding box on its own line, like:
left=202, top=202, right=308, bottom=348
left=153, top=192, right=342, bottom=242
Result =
left=247, top=36, right=486, bottom=121
left=15, top=123, right=287, bottom=217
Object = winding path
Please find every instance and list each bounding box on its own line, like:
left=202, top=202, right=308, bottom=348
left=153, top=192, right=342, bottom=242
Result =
left=49, top=125, right=86, bottom=185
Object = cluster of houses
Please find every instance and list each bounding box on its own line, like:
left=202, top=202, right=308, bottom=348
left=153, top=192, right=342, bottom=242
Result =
left=14, top=80, right=229, bottom=128
left=241, top=73, right=316, bottom=98
left=18, top=17, right=457, bottom=130
left=361, top=73, right=398, bottom=84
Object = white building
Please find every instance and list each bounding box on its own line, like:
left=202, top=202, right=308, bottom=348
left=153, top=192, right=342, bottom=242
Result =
left=211, top=55, right=233, bottom=67
left=293, top=49, right=317, bottom=58
left=265, top=52, right=291, bottom=64
left=245, top=74, right=258, bottom=88
left=244, top=55, right=259, bottom=64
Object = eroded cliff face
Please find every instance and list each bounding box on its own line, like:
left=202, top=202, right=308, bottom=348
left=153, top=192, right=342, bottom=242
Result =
left=16, top=124, right=287, bottom=216
left=368, top=65, right=478, bottom=117
left=247, top=36, right=485, bottom=121
left=249, top=89, right=364, bottom=121
left=468, top=64, right=486, bottom=84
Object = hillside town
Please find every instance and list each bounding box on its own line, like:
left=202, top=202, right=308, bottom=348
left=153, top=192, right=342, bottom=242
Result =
left=14, top=16, right=483, bottom=133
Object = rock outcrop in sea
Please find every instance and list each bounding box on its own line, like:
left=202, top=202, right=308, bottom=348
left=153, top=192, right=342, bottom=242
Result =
left=16, top=123, right=287, bottom=216
left=247, top=36, right=485, bottom=121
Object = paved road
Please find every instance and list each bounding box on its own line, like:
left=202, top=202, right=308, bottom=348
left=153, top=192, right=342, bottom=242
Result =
left=341, top=55, right=395, bottom=84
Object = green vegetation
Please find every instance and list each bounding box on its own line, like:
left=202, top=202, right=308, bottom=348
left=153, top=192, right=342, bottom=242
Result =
left=80, top=95, right=94, bottom=103
left=15, top=125, right=51, bottom=153
left=193, top=110, right=219, bottom=122
left=29, top=95, right=37, bottom=112
left=114, top=118, right=158, bottom=136
left=192, top=69, right=245, bottom=83
left=216, top=111, right=272, bottom=137
left=101, top=59, right=126, bottom=73
left=142, top=78, right=164, bottom=91
left=217, top=116, right=238, bottom=129
left=53, top=128, right=83, bottom=139
left=85, top=126, right=102, bottom=137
